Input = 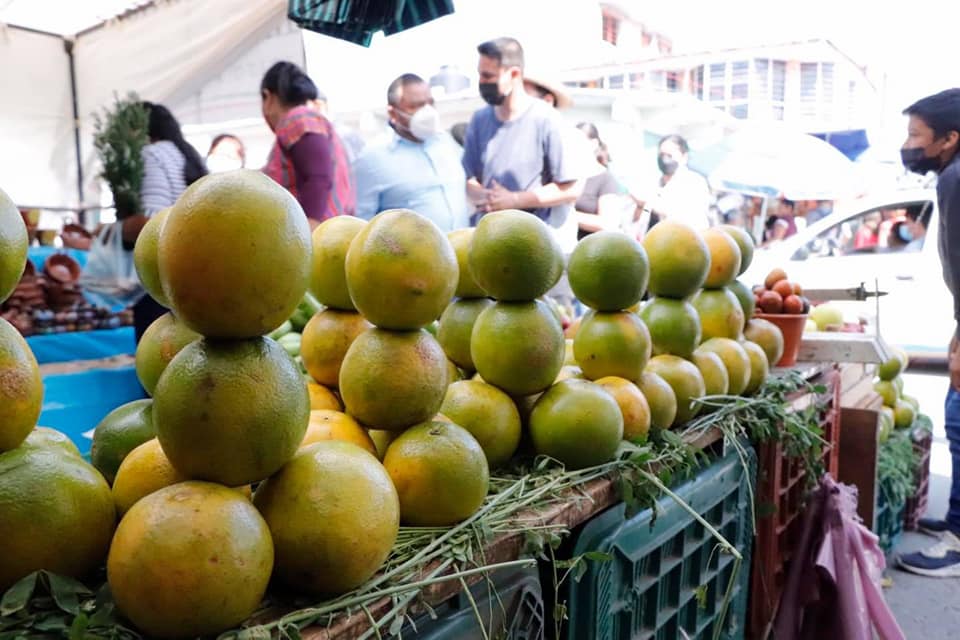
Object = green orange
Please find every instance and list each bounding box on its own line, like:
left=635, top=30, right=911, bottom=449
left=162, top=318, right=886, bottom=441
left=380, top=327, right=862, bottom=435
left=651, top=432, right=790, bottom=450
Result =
left=309, top=216, right=367, bottom=309
left=639, top=297, right=701, bottom=358
left=345, top=208, right=458, bottom=329
left=108, top=481, right=273, bottom=639
left=447, top=228, right=486, bottom=298
left=135, top=312, right=200, bottom=396
left=719, top=225, right=755, bottom=275
left=440, top=379, right=522, bottom=468
left=339, top=328, right=448, bottom=431
left=469, top=210, right=563, bottom=301
left=528, top=379, right=624, bottom=469
left=158, top=170, right=312, bottom=338
left=692, top=288, right=745, bottom=342
left=698, top=338, right=751, bottom=396
left=1, top=448, right=115, bottom=591
left=438, top=298, right=494, bottom=372
left=383, top=421, right=489, bottom=526
left=637, top=371, right=678, bottom=431
left=0, top=318, right=43, bottom=452
left=154, top=337, right=309, bottom=485
left=567, top=231, right=649, bottom=311
left=254, top=442, right=399, bottom=595
left=0, top=188, right=28, bottom=304
left=701, top=228, right=741, bottom=288
left=643, top=220, right=709, bottom=298
left=133, top=208, right=171, bottom=307
left=300, top=309, right=372, bottom=387
left=728, top=280, right=756, bottom=329
left=645, top=355, right=706, bottom=425
left=573, top=310, right=652, bottom=382
left=595, top=376, right=651, bottom=443
left=90, top=399, right=155, bottom=484
left=743, top=318, right=785, bottom=367
left=471, top=300, right=564, bottom=396
left=742, top=340, right=769, bottom=394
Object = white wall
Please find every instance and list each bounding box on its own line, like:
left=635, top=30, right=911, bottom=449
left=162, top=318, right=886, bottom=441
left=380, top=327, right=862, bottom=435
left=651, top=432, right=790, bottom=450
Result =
left=0, top=28, right=77, bottom=209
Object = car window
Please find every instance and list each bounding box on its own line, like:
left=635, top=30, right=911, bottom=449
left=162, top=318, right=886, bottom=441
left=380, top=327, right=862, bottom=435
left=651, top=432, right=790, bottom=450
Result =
left=792, top=200, right=932, bottom=260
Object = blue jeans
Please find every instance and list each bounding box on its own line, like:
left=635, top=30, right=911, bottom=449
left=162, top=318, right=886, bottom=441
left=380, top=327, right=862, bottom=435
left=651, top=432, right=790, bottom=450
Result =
left=945, top=387, right=960, bottom=534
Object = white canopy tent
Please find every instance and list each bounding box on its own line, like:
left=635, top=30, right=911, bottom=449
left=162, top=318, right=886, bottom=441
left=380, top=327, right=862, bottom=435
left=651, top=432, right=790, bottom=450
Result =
left=0, top=0, right=295, bottom=216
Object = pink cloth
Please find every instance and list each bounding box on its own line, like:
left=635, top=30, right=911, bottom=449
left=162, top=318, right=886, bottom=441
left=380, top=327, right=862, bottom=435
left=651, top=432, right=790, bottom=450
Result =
left=774, top=475, right=905, bottom=640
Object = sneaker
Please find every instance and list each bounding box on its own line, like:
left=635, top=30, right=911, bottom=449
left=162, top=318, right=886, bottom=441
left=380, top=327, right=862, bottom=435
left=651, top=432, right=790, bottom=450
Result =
left=918, top=517, right=951, bottom=538
left=898, top=531, right=960, bottom=577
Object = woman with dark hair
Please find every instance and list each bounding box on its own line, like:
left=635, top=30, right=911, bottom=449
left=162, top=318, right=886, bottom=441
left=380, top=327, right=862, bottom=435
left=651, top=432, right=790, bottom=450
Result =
left=261, top=61, right=355, bottom=225
left=139, top=102, right=208, bottom=214
left=123, top=102, right=207, bottom=342
left=573, top=121, right=631, bottom=239
left=635, top=133, right=712, bottom=230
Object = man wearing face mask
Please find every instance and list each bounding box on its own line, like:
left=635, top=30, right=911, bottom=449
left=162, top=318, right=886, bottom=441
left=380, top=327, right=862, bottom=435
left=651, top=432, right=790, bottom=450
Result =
left=897, top=88, right=960, bottom=578
left=462, top=37, right=583, bottom=254
left=353, top=73, right=468, bottom=230
left=637, top=134, right=712, bottom=231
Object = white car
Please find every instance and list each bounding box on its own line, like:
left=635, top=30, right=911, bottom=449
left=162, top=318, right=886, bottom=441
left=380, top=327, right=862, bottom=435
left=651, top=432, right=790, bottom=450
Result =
left=742, top=189, right=952, bottom=364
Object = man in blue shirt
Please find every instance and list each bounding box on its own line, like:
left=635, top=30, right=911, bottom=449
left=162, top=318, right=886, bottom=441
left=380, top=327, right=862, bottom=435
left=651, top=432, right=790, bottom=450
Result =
left=353, top=73, right=469, bottom=231
left=897, top=88, right=960, bottom=578
left=462, top=37, right=583, bottom=254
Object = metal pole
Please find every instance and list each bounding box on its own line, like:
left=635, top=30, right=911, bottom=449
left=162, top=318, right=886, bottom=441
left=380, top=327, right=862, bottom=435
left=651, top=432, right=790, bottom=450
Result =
left=64, top=38, right=85, bottom=225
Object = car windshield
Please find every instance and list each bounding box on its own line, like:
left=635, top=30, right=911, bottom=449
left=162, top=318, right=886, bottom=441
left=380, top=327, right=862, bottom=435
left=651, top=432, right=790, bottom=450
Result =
left=791, top=200, right=933, bottom=260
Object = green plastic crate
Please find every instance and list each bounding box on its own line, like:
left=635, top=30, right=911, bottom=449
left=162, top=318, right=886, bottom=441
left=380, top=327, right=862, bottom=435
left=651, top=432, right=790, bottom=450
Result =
left=875, top=488, right=907, bottom=556
left=400, top=566, right=544, bottom=639
left=565, top=444, right=756, bottom=640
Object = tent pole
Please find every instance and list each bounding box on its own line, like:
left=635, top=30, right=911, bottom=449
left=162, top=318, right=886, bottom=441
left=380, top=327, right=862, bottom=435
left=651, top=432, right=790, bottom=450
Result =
left=64, top=38, right=85, bottom=225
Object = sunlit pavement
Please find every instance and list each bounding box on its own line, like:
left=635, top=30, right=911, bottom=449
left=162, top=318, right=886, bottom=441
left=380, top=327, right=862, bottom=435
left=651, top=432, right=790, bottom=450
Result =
left=884, top=372, right=960, bottom=635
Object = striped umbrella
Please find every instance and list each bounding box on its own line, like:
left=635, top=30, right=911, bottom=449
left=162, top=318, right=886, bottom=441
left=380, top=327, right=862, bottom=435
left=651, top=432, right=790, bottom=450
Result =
left=288, top=0, right=454, bottom=46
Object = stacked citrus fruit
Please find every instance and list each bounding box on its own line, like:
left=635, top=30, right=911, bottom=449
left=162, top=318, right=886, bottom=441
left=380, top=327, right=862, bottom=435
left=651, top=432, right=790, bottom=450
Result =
left=332, top=208, right=490, bottom=528
left=638, top=221, right=710, bottom=424
left=0, top=187, right=117, bottom=594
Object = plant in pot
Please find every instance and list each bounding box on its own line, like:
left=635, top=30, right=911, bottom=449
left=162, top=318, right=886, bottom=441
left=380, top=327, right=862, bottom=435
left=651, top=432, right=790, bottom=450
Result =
left=93, top=93, right=148, bottom=222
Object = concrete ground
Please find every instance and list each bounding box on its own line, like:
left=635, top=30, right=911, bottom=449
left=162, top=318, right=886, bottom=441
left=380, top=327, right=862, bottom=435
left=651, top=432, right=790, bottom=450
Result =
left=884, top=372, right=960, bottom=636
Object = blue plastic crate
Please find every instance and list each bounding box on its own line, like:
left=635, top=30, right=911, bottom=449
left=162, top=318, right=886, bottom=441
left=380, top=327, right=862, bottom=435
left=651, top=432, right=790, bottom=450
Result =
left=566, top=444, right=756, bottom=640
left=401, top=566, right=544, bottom=639
left=39, top=365, right=148, bottom=456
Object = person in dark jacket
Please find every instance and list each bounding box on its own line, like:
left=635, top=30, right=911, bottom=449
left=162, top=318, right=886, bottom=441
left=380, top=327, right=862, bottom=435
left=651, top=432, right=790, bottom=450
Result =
left=897, top=88, right=960, bottom=577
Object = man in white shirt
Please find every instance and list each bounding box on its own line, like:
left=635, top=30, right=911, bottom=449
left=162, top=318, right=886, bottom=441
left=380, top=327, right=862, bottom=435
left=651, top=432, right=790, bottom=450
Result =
left=353, top=74, right=469, bottom=231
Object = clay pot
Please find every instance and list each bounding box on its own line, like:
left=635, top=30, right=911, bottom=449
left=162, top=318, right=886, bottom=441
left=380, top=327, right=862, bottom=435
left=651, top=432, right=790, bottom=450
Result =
left=43, top=254, right=81, bottom=284
left=61, top=224, right=93, bottom=251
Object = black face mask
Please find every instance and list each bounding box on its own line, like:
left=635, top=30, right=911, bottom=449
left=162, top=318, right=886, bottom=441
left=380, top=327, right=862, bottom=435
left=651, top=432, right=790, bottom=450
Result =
left=901, top=147, right=941, bottom=175
left=479, top=82, right=506, bottom=106
left=658, top=155, right=679, bottom=175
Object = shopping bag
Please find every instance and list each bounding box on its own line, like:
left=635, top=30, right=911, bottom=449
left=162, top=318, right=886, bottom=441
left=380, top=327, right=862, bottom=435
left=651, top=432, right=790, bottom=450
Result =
left=79, top=222, right=144, bottom=311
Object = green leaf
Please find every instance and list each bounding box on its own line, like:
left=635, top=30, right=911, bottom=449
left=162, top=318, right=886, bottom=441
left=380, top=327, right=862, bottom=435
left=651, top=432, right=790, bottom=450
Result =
left=87, top=602, right=115, bottom=628
left=1, top=572, right=38, bottom=616
left=68, top=612, right=89, bottom=640
left=584, top=551, right=613, bottom=563
left=573, top=559, right=589, bottom=583
left=46, top=572, right=90, bottom=615
left=694, top=585, right=708, bottom=609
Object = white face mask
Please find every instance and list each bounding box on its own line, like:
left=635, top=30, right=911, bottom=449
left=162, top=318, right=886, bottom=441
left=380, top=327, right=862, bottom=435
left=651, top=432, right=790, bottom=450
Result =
left=407, top=104, right=440, bottom=141
left=207, top=154, right=243, bottom=173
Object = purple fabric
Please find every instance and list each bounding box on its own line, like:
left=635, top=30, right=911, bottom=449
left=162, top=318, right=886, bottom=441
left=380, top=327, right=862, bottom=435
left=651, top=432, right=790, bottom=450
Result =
left=774, top=475, right=905, bottom=640
left=290, top=132, right=334, bottom=222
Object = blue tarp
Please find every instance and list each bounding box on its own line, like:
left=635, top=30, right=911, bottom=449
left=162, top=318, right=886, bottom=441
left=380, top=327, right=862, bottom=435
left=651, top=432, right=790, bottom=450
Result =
left=27, top=246, right=89, bottom=271
left=27, top=327, right=135, bottom=364
left=39, top=365, right=148, bottom=456
left=811, top=129, right=870, bottom=161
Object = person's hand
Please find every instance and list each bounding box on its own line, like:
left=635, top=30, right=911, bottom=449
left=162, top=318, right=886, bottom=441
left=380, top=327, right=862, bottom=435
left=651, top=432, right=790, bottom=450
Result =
left=485, top=180, right=523, bottom=212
